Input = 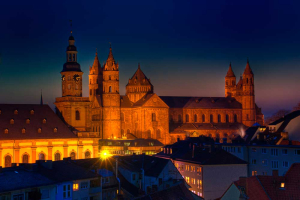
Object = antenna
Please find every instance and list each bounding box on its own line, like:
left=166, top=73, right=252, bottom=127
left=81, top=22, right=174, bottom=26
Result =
left=69, top=19, right=72, bottom=35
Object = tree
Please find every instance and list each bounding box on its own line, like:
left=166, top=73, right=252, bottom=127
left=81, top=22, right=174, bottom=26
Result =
left=265, top=109, right=290, bottom=125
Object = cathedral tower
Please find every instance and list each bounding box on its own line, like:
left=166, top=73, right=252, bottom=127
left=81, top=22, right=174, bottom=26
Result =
left=242, top=59, right=256, bottom=126
left=126, top=64, right=153, bottom=103
left=89, top=50, right=103, bottom=101
left=61, top=35, right=83, bottom=97
left=225, top=63, right=236, bottom=97
left=102, top=46, right=121, bottom=138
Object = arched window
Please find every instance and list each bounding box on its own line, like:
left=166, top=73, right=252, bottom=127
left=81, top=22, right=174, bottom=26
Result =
left=70, top=152, right=76, bottom=160
left=54, top=152, right=61, bottom=161
left=23, top=154, right=29, bottom=163
left=39, top=153, right=45, bottom=160
left=178, top=115, right=182, bottom=123
left=43, top=118, right=47, bottom=124
left=85, top=151, right=91, bottom=159
left=4, top=129, right=8, bottom=134
left=210, top=114, right=213, bottom=123
left=109, top=75, right=111, bottom=80
left=5, top=155, right=11, bottom=167
left=202, top=114, right=205, bottom=122
left=109, top=86, right=112, bottom=93
left=186, top=114, right=189, bottom=122
left=121, top=113, right=125, bottom=122
left=226, top=114, right=229, bottom=123
left=54, top=128, right=58, bottom=133
left=194, top=114, right=197, bottom=122
left=147, top=130, right=151, bottom=138
left=234, top=114, right=238, bottom=123
left=218, top=114, right=221, bottom=123
left=69, top=54, right=72, bottom=61
left=156, top=129, right=161, bottom=139
left=152, top=113, right=156, bottom=122
left=68, top=84, right=71, bottom=90
left=76, top=110, right=80, bottom=120
left=30, top=110, right=34, bottom=115
left=38, top=128, right=42, bottom=133
left=22, top=128, right=26, bottom=134
left=10, top=119, right=14, bottom=124
left=26, top=118, right=30, bottom=124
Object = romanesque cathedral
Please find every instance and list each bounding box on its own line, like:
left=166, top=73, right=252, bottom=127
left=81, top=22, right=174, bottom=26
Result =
left=55, top=34, right=264, bottom=145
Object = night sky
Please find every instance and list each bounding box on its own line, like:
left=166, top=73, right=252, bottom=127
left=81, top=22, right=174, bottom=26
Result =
left=1, top=0, right=300, bottom=116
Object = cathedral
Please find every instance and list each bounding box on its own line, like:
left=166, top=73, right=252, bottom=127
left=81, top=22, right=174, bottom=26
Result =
left=55, top=34, right=264, bottom=145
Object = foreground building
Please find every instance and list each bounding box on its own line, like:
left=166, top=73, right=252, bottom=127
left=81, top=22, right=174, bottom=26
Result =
left=155, top=137, right=247, bottom=200
left=220, top=163, right=300, bottom=200
left=0, top=104, right=98, bottom=168
left=0, top=159, right=101, bottom=200
left=54, top=33, right=264, bottom=145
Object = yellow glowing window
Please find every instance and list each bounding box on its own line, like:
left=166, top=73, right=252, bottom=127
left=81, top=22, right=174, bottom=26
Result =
left=73, top=183, right=79, bottom=191
left=280, top=182, right=285, bottom=188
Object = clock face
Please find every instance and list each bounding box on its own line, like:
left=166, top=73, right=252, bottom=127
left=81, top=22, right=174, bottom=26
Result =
left=73, top=74, right=80, bottom=82
left=61, top=75, right=65, bottom=81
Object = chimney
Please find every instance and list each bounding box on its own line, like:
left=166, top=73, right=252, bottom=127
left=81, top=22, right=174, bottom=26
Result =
left=256, top=133, right=260, bottom=140
left=272, top=170, right=278, bottom=177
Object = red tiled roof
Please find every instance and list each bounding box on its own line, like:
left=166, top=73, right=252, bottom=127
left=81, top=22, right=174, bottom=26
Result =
left=0, top=104, right=77, bottom=140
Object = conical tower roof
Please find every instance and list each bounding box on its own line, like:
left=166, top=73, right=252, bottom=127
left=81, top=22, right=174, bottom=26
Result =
left=89, top=51, right=101, bottom=75
left=237, top=76, right=243, bottom=86
left=127, top=64, right=152, bottom=86
left=103, top=45, right=118, bottom=70
left=243, top=59, right=253, bottom=75
left=226, top=63, right=235, bottom=77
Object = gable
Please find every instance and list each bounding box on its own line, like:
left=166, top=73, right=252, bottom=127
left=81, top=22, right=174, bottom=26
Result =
left=138, top=94, right=169, bottom=108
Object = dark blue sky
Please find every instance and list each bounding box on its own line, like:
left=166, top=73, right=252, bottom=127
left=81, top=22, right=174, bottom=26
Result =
left=1, top=0, right=300, bottom=116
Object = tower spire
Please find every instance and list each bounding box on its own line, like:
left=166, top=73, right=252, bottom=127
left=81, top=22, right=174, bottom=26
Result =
left=243, top=58, right=253, bottom=75
left=226, top=62, right=235, bottom=77
left=40, top=89, right=43, bottom=105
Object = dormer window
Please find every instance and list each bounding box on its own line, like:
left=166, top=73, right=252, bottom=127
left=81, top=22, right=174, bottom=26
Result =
left=22, top=128, right=26, bottom=134
left=43, top=119, right=47, bottom=124
left=14, top=110, right=18, bottom=115
left=54, top=128, right=58, bottom=133
left=38, top=128, right=42, bottom=133
left=26, top=119, right=30, bottom=124
left=4, top=129, right=8, bottom=134
left=10, top=119, right=14, bottom=125
left=30, top=110, right=34, bottom=115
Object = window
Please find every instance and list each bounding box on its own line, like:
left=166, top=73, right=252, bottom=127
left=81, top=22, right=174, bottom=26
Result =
left=261, top=148, right=267, bottom=154
left=41, top=189, right=50, bottom=199
left=152, top=113, right=156, bottom=121
left=283, top=161, right=289, bottom=168
left=55, top=152, right=61, bottom=161
left=202, top=114, right=205, bottom=122
left=43, top=118, right=47, bottom=124
left=13, top=194, right=24, bottom=200
left=132, top=174, right=136, bottom=181
left=156, top=129, right=161, bottom=139
left=226, top=114, right=229, bottom=123
left=210, top=114, right=213, bottom=123
left=14, top=110, right=18, bottom=115
left=282, top=149, right=288, bottom=155
left=271, top=149, right=278, bottom=156
left=178, top=114, right=182, bottom=122
left=262, top=159, right=268, bottom=166
left=280, top=182, right=285, bottom=188
left=70, top=152, right=76, bottom=160
left=295, top=150, right=300, bottom=155
left=262, top=172, right=267, bottom=175
left=109, top=86, right=112, bottom=93
left=63, top=184, right=71, bottom=198
left=185, top=165, right=189, bottom=171
left=68, top=84, right=71, bottom=90
left=234, top=114, right=237, bottom=122
left=252, top=171, right=257, bottom=176
left=191, top=178, right=195, bottom=184
left=85, top=151, right=91, bottom=158
left=251, top=159, right=256, bottom=165
left=23, top=154, right=29, bottom=163
left=194, top=114, right=197, bottom=122
left=237, top=147, right=241, bottom=153
left=81, top=182, right=88, bottom=189
left=10, top=119, right=14, bottom=124
left=272, top=161, right=279, bottom=169
left=76, top=110, right=80, bottom=120
left=186, top=114, right=189, bottom=122
left=218, top=114, right=221, bottom=123
left=39, top=153, right=45, bottom=160
left=73, top=54, right=75, bottom=61
left=185, top=176, right=190, bottom=183
left=4, top=129, right=8, bottom=134
left=196, top=167, right=201, bottom=174
left=73, top=183, right=79, bottom=191
left=191, top=166, right=195, bottom=172
left=54, top=128, right=58, bottom=133
left=38, top=128, right=42, bottom=133
left=75, top=84, right=78, bottom=90
left=5, top=155, right=11, bottom=167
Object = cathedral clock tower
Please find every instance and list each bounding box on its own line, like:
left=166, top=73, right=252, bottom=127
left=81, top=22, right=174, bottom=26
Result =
left=61, top=35, right=83, bottom=97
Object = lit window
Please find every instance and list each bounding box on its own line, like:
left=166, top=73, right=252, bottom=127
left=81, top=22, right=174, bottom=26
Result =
left=252, top=171, right=257, bottom=176
left=54, top=128, right=58, bottom=133
left=14, top=110, right=18, bottom=115
left=22, top=128, right=26, bottom=134
left=185, top=176, right=190, bottom=183
left=30, top=110, right=34, bottom=115
left=26, top=118, right=30, bottom=124
left=43, top=118, right=47, bottom=124
left=38, top=128, right=42, bottom=133
left=10, top=119, right=14, bottom=124
left=73, top=183, right=79, bottom=191
left=280, top=182, right=285, bottom=188
left=4, top=129, right=8, bottom=134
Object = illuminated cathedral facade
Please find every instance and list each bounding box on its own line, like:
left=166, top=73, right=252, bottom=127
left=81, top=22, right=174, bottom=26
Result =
left=55, top=34, right=264, bottom=145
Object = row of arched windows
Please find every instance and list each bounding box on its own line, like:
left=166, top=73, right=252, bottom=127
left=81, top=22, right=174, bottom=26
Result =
left=146, top=129, right=161, bottom=139
left=120, top=113, right=157, bottom=122
left=3, top=151, right=91, bottom=167
left=177, top=114, right=238, bottom=123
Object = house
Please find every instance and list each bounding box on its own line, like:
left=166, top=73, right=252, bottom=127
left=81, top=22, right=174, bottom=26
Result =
left=0, top=159, right=102, bottom=200
left=155, top=136, right=248, bottom=200
left=220, top=163, right=300, bottom=200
